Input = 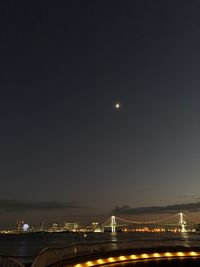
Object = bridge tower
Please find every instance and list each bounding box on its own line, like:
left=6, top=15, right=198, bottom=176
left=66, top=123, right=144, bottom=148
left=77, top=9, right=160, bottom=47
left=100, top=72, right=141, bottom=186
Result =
left=179, top=212, right=186, bottom=233
left=111, top=216, right=116, bottom=233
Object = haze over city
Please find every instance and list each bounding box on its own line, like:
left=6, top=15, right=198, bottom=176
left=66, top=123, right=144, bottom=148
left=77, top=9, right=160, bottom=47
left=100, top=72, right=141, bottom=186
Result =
left=1, top=0, right=200, bottom=228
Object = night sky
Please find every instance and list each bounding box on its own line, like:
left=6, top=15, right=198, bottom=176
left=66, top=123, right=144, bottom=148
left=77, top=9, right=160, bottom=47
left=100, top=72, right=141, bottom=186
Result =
left=1, top=0, right=200, bottom=228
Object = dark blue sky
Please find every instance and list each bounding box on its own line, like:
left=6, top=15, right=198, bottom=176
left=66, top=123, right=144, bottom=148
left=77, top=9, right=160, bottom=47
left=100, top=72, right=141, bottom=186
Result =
left=1, top=0, right=200, bottom=227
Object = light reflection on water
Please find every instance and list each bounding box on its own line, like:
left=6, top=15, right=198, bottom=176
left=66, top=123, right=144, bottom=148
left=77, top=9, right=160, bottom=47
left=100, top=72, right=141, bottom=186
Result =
left=0, top=232, right=200, bottom=258
left=111, top=232, right=118, bottom=250
left=181, top=232, right=191, bottom=247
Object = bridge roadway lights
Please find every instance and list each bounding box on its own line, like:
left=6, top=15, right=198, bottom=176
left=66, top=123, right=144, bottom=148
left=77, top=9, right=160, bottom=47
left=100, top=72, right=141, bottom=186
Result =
left=104, top=212, right=189, bottom=233
left=71, top=251, right=200, bottom=267
left=106, top=212, right=189, bottom=233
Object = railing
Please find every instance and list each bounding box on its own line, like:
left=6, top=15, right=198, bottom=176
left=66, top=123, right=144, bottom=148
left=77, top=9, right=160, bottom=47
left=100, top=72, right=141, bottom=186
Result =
left=1, top=242, right=122, bottom=267
left=2, top=238, right=200, bottom=267
left=0, top=256, right=26, bottom=267
left=30, top=238, right=200, bottom=267
left=0, top=254, right=35, bottom=267
left=32, top=240, right=140, bottom=266
left=31, top=243, right=122, bottom=267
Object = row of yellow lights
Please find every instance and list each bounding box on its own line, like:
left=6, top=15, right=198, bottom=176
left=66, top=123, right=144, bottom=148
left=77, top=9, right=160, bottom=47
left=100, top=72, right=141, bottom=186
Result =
left=72, top=251, right=200, bottom=267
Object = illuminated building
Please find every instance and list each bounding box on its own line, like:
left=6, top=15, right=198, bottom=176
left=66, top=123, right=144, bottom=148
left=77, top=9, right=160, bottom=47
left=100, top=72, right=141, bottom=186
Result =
left=16, top=220, right=24, bottom=231
left=63, top=222, right=79, bottom=232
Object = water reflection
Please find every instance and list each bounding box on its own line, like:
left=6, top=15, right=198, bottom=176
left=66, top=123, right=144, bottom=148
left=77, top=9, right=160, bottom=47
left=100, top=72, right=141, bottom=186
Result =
left=17, top=239, right=28, bottom=256
left=181, top=232, right=191, bottom=247
left=111, top=232, right=118, bottom=242
left=1, top=232, right=200, bottom=258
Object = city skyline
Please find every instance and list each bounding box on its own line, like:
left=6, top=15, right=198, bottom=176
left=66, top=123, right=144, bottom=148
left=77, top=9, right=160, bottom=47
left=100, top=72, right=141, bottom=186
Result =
left=1, top=1, right=200, bottom=227
left=0, top=211, right=196, bottom=232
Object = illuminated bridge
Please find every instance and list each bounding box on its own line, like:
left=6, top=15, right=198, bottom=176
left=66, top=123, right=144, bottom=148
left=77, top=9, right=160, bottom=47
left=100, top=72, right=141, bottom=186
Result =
left=101, top=212, right=196, bottom=233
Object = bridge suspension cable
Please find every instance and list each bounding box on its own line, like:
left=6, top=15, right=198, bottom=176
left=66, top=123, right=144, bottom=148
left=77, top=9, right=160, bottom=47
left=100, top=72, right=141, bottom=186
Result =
left=182, top=213, right=198, bottom=224
left=114, top=213, right=180, bottom=225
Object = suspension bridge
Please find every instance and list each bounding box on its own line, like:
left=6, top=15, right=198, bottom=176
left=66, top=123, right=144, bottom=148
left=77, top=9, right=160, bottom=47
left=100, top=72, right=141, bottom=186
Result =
left=101, top=212, right=196, bottom=233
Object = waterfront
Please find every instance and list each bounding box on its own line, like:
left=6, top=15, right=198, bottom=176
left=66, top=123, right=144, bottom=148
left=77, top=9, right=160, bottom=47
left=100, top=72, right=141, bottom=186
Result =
left=1, top=232, right=200, bottom=261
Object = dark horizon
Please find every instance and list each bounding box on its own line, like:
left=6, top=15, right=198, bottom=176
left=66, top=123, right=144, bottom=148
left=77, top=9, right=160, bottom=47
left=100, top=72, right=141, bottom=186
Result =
left=1, top=0, right=200, bottom=227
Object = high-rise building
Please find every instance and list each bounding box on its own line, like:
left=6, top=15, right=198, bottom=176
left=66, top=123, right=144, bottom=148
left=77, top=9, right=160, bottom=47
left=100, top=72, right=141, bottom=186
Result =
left=16, top=220, right=24, bottom=231
left=63, top=222, right=79, bottom=232
left=52, top=223, right=59, bottom=231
